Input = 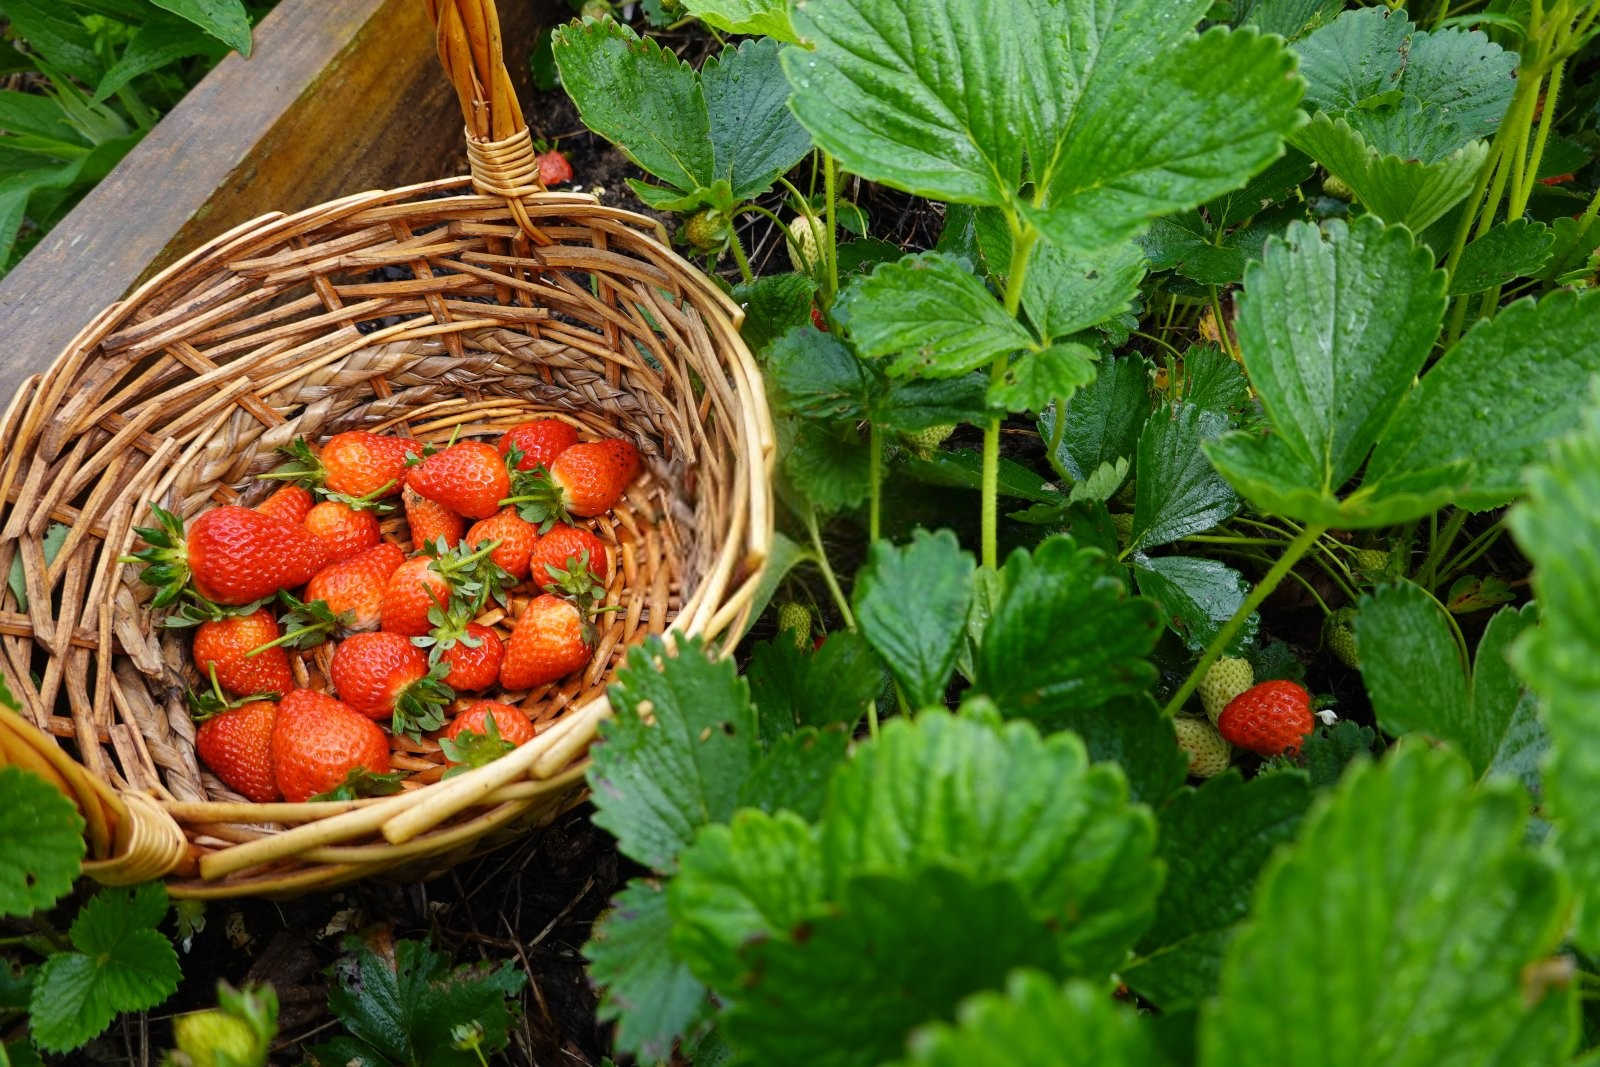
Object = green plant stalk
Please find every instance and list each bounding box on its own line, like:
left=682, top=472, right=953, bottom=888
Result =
left=981, top=220, right=1040, bottom=569
left=1477, top=58, right=1566, bottom=317
left=1418, top=508, right=1469, bottom=590
left=1162, top=523, right=1327, bottom=717
left=805, top=508, right=855, bottom=629
left=1206, top=286, right=1237, bottom=361
left=868, top=421, right=883, bottom=542
left=823, top=152, right=840, bottom=301
left=1437, top=520, right=1506, bottom=583
left=726, top=226, right=755, bottom=285
left=743, top=202, right=809, bottom=266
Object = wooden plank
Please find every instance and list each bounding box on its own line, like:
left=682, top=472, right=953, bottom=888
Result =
left=0, top=0, right=554, bottom=401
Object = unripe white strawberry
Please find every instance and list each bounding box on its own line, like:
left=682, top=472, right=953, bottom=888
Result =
left=1326, top=607, right=1360, bottom=669
left=786, top=214, right=826, bottom=272
left=904, top=423, right=956, bottom=459
left=1174, top=716, right=1231, bottom=778
left=1200, top=655, right=1254, bottom=724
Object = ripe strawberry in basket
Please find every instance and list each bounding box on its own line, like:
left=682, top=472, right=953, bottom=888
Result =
left=500, top=564, right=606, bottom=691
left=403, top=485, right=462, bottom=551
left=499, top=419, right=579, bottom=472
left=406, top=440, right=512, bottom=520
left=380, top=540, right=515, bottom=638
left=299, top=541, right=406, bottom=635
left=267, top=431, right=420, bottom=499
left=255, top=484, right=314, bottom=526
left=191, top=607, right=294, bottom=698
left=128, top=504, right=327, bottom=607
left=504, top=438, right=640, bottom=527
left=412, top=604, right=506, bottom=693
left=526, top=523, right=609, bottom=589
left=439, top=701, right=537, bottom=773
left=330, top=631, right=453, bottom=736
left=271, top=688, right=394, bottom=803
left=192, top=690, right=280, bottom=804
left=303, top=498, right=382, bottom=564
left=464, top=507, right=537, bottom=580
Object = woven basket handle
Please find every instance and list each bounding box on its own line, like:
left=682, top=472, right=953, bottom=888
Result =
left=425, top=0, right=548, bottom=214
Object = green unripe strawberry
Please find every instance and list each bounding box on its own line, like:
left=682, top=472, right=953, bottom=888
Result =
left=683, top=209, right=729, bottom=253
left=580, top=0, right=611, bottom=19
left=1174, top=716, right=1231, bottom=778
left=1111, top=511, right=1135, bottom=542
left=777, top=601, right=811, bottom=651
left=165, top=982, right=276, bottom=1067
left=1353, top=548, right=1391, bottom=578
left=1199, top=655, right=1254, bottom=724
left=786, top=214, right=826, bottom=272
left=904, top=423, right=956, bottom=459
left=1322, top=174, right=1354, bottom=201
left=1327, top=607, right=1360, bottom=669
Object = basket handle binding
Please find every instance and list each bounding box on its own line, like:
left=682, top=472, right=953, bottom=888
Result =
left=425, top=0, right=552, bottom=240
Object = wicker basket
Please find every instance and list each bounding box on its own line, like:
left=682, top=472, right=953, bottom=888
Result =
left=0, top=0, right=773, bottom=898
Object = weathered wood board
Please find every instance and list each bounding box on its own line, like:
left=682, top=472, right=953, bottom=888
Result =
left=0, top=0, right=555, bottom=401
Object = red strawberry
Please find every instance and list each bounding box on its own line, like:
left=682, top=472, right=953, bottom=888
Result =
left=267, top=432, right=420, bottom=499
left=299, top=542, right=407, bottom=634
left=195, top=699, right=279, bottom=803
left=433, top=623, right=505, bottom=693
left=303, top=500, right=381, bottom=564
left=500, top=594, right=594, bottom=690
left=535, top=149, right=573, bottom=186
left=380, top=557, right=453, bottom=637
left=464, top=508, right=537, bottom=580
left=131, top=505, right=327, bottom=607
left=270, top=689, right=393, bottom=803
left=406, top=441, right=512, bottom=521
left=504, top=439, right=640, bottom=526
left=329, top=632, right=452, bottom=735
left=498, top=420, right=579, bottom=472
left=526, top=523, right=609, bottom=589
left=255, top=485, right=314, bottom=527
left=1216, top=680, right=1315, bottom=757
left=192, top=609, right=293, bottom=697
left=403, top=485, right=463, bottom=552
left=438, top=701, right=537, bottom=773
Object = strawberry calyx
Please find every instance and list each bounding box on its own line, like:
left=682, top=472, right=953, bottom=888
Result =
left=261, top=437, right=328, bottom=491
left=421, top=537, right=516, bottom=616
left=247, top=592, right=353, bottom=656
left=390, top=661, right=454, bottom=740
left=186, top=665, right=278, bottom=722
left=439, top=716, right=516, bottom=777
left=320, top=482, right=398, bottom=513
left=540, top=558, right=615, bottom=648
left=160, top=593, right=271, bottom=630
left=500, top=465, right=570, bottom=532
left=124, top=503, right=192, bottom=608
left=411, top=603, right=483, bottom=665
left=308, top=765, right=406, bottom=802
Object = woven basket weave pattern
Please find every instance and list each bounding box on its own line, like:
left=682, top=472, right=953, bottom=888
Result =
left=0, top=2, right=772, bottom=896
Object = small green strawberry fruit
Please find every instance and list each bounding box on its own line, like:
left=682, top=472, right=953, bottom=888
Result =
left=1353, top=548, right=1391, bottom=578
left=904, top=424, right=957, bottom=459
left=166, top=982, right=276, bottom=1067
left=683, top=209, right=729, bottom=253
left=1322, top=174, right=1355, bottom=201
left=1174, top=716, right=1231, bottom=778
left=786, top=214, right=826, bottom=272
left=1199, top=655, right=1255, bottom=725
left=1327, top=607, right=1360, bottom=669
left=777, top=602, right=812, bottom=651
left=1111, top=511, right=1135, bottom=542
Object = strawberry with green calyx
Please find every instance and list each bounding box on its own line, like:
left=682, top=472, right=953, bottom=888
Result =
left=500, top=565, right=609, bottom=691
left=414, top=612, right=505, bottom=693
left=303, top=498, right=382, bottom=564
left=297, top=541, right=407, bottom=635
left=1199, top=655, right=1255, bottom=725
left=903, top=423, right=957, bottom=459
left=1173, top=715, right=1231, bottom=778
left=192, top=607, right=294, bottom=698
left=307, top=765, right=406, bottom=803
left=499, top=420, right=579, bottom=471
left=379, top=539, right=514, bottom=637
left=263, top=432, right=419, bottom=500
left=246, top=591, right=355, bottom=660
left=270, top=688, right=394, bottom=803
left=165, top=981, right=278, bottom=1067
left=527, top=523, right=609, bottom=587
left=405, top=440, right=512, bottom=520
left=439, top=703, right=537, bottom=775
left=1217, top=680, right=1316, bottom=757
left=127, top=504, right=327, bottom=608
left=501, top=438, right=640, bottom=528
left=682, top=208, right=730, bottom=253
left=329, top=631, right=454, bottom=737
left=1352, top=547, right=1392, bottom=579
left=465, top=507, right=538, bottom=580
left=188, top=672, right=279, bottom=804
left=403, top=484, right=463, bottom=551
left=1326, top=607, right=1360, bottom=669
left=777, top=601, right=811, bottom=650
left=254, top=484, right=314, bottom=526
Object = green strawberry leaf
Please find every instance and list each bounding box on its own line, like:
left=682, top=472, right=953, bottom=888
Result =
left=585, top=879, right=711, bottom=1064
left=1354, top=583, right=1541, bottom=779
left=1043, top=693, right=1188, bottom=808
left=987, top=343, right=1099, bottom=414
left=680, top=0, right=798, bottom=41
left=318, top=938, right=524, bottom=1067
left=737, top=727, right=851, bottom=821
left=1201, top=745, right=1574, bottom=1065
left=852, top=530, right=975, bottom=708
left=1291, top=114, right=1487, bottom=232
left=590, top=636, right=760, bottom=872
left=765, top=326, right=872, bottom=420
left=701, top=37, right=813, bottom=200
left=890, top=970, right=1164, bottom=1067
left=1235, top=0, right=1343, bottom=39
left=781, top=419, right=871, bottom=513
left=148, top=0, right=252, bottom=55
left=1299, top=720, right=1377, bottom=788
left=1037, top=355, right=1150, bottom=482
left=1448, top=219, right=1556, bottom=295
left=1130, top=403, right=1239, bottom=552
left=746, top=631, right=884, bottom=739
left=874, top=375, right=991, bottom=433
left=1508, top=396, right=1600, bottom=950
left=1132, top=555, right=1256, bottom=654
left=978, top=216, right=1147, bottom=340
left=29, top=884, right=179, bottom=1053
left=1367, top=290, right=1600, bottom=512
left=975, top=535, right=1162, bottom=720
left=1125, top=772, right=1311, bottom=1011
left=0, top=767, right=83, bottom=918
left=841, top=253, right=1032, bottom=378
left=903, top=449, right=1061, bottom=504
left=1175, top=345, right=1251, bottom=422
left=733, top=273, right=816, bottom=356
left=552, top=18, right=713, bottom=197
left=6, top=521, right=68, bottom=613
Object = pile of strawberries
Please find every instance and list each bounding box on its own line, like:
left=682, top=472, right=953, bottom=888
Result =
left=130, top=419, right=640, bottom=803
